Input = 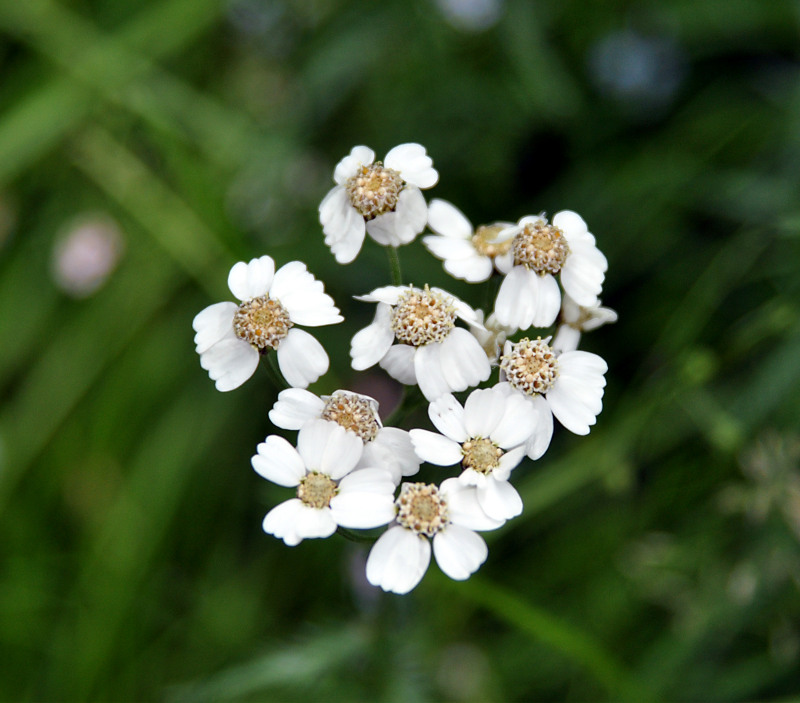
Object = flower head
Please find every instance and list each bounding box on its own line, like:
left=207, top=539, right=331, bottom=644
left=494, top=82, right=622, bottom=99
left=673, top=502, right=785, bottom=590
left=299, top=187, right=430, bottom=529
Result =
left=365, top=478, right=503, bottom=594
left=268, top=388, right=420, bottom=483
left=410, top=387, right=536, bottom=520
left=350, top=284, right=491, bottom=401
left=252, top=419, right=396, bottom=545
left=192, top=256, right=342, bottom=391
left=497, top=336, right=608, bottom=458
left=423, top=199, right=514, bottom=282
left=493, top=211, right=608, bottom=330
left=319, top=144, right=438, bottom=264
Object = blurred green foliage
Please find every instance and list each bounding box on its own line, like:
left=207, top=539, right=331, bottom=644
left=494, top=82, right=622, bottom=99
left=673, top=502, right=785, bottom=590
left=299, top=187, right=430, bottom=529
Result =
left=1, top=0, right=800, bottom=700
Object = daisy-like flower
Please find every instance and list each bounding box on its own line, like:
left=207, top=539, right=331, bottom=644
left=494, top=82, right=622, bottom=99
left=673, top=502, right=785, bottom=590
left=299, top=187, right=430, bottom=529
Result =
left=551, top=295, right=618, bottom=353
left=268, top=388, right=420, bottom=484
left=192, top=256, right=342, bottom=391
left=350, top=284, right=491, bottom=401
left=497, top=336, right=607, bottom=459
left=252, top=419, right=396, bottom=546
left=366, top=478, right=503, bottom=595
left=423, top=199, right=514, bottom=282
left=493, top=211, right=608, bottom=330
left=319, top=144, right=439, bottom=264
left=410, top=388, right=536, bottom=521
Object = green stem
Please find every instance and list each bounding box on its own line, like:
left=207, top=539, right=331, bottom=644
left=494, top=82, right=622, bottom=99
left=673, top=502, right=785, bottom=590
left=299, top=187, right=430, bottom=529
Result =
left=336, top=526, right=380, bottom=544
left=264, top=352, right=289, bottom=390
left=386, top=246, right=403, bottom=286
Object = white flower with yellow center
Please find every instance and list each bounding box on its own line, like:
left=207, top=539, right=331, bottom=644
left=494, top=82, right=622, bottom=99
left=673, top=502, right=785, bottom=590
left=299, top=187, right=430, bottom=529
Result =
left=551, top=294, right=618, bottom=353
left=350, top=284, right=491, bottom=401
left=497, top=336, right=607, bottom=459
left=365, top=479, right=503, bottom=595
left=319, top=144, right=439, bottom=264
left=423, top=199, right=514, bottom=282
left=493, top=211, right=608, bottom=330
left=252, top=419, right=396, bottom=546
left=268, top=388, right=420, bottom=484
left=409, top=388, right=536, bottom=521
left=193, top=256, right=342, bottom=391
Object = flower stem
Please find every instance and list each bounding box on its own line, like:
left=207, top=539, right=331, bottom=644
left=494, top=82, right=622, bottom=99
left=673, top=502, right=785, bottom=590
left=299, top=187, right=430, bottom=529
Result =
left=264, top=351, right=289, bottom=390
left=386, top=246, right=403, bottom=286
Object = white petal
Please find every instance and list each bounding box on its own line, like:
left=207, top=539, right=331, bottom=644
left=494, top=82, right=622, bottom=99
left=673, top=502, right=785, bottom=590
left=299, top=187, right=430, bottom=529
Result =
left=396, top=186, right=428, bottom=236
left=428, top=394, right=468, bottom=443
left=192, top=302, right=237, bottom=354
left=262, top=499, right=305, bottom=546
left=552, top=210, right=589, bottom=241
left=440, top=478, right=504, bottom=531
left=530, top=273, right=561, bottom=327
left=427, top=198, right=473, bottom=239
left=354, top=286, right=405, bottom=305
left=547, top=378, right=603, bottom=435
left=422, top=235, right=477, bottom=261
left=384, top=143, right=438, bottom=189
left=251, top=435, right=306, bottom=486
left=494, top=265, right=535, bottom=329
left=559, top=350, right=608, bottom=379
left=293, top=504, right=338, bottom=541
left=561, top=246, right=607, bottom=307
left=551, top=325, right=581, bottom=353
left=333, top=145, right=375, bottom=185
left=268, top=388, right=326, bottom=430
left=438, top=328, right=491, bottom=393
left=366, top=526, right=431, bottom=595
left=409, top=429, right=462, bottom=466
left=414, top=343, right=451, bottom=401
left=432, top=525, right=487, bottom=580
left=494, top=445, right=526, bottom=480
left=477, top=479, right=523, bottom=521
left=297, top=419, right=362, bottom=478
left=277, top=328, right=329, bottom=388
left=491, top=393, right=538, bottom=448
left=494, top=250, right=514, bottom=274
left=361, top=428, right=421, bottom=482
left=444, top=255, right=493, bottom=283
left=525, top=394, right=554, bottom=460
left=463, top=387, right=505, bottom=438
left=350, top=303, right=395, bottom=370
left=270, top=261, right=342, bottom=327
left=227, top=255, right=275, bottom=301
left=320, top=187, right=366, bottom=264
left=199, top=337, right=259, bottom=392
left=379, top=344, right=417, bottom=385
left=331, top=469, right=396, bottom=528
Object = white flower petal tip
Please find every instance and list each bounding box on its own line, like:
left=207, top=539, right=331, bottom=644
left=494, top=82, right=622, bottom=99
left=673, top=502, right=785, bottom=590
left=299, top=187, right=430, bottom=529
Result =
left=320, top=144, right=437, bottom=263
left=366, top=526, right=431, bottom=595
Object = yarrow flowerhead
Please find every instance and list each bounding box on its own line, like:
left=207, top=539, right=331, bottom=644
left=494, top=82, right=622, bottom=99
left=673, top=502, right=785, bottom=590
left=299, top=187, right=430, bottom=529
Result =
left=252, top=419, right=396, bottom=545
left=319, top=144, right=438, bottom=264
left=423, top=199, right=515, bottom=282
left=349, top=284, right=491, bottom=401
left=493, top=211, right=608, bottom=330
left=268, top=388, right=420, bottom=484
left=365, top=478, right=503, bottom=594
left=192, top=256, right=342, bottom=391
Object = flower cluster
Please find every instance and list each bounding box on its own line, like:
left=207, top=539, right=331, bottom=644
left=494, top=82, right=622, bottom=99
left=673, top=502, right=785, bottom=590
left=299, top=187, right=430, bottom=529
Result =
left=193, top=143, right=616, bottom=594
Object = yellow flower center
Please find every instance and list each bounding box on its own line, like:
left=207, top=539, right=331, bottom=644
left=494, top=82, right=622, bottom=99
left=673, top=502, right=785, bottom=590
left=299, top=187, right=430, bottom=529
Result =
left=396, top=482, right=449, bottom=537
left=391, top=285, right=457, bottom=346
left=321, top=392, right=381, bottom=443
left=296, top=472, right=338, bottom=509
left=500, top=337, right=560, bottom=395
left=512, top=222, right=569, bottom=275
left=345, top=162, right=404, bottom=220
left=233, top=296, right=292, bottom=350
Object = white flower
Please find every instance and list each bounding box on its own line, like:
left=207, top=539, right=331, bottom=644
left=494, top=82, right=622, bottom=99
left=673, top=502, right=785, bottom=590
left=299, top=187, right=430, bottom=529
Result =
left=349, top=284, right=491, bottom=401
left=252, top=419, right=396, bottom=546
left=319, top=144, right=438, bottom=264
left=410, top=388, right=536, bottom=521
left=268, top=388, right=420, bottom=483
left=365, top=478, right=503, bottom=595
left=497, top=337, right=607, bottom=459
left=192, top=255, right=342, bottom=391
left=551, top=295, right=618, bottom=353
left=423, top=199, right=514, bottom=282
left=493, top=211, right=608, bottom=330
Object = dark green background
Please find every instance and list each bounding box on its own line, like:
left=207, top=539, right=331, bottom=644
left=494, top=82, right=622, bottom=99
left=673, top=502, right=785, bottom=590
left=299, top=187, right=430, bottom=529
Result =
left=2, top=0, right=799, bottom=700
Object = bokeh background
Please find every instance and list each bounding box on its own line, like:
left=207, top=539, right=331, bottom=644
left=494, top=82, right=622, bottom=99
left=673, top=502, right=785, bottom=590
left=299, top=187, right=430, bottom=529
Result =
left=2, top=0, right=800, bottom=700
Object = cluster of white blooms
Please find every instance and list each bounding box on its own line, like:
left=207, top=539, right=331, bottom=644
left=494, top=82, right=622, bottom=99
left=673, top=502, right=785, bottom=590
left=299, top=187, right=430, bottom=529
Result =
left=193, top=143, right=617, bottom=595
